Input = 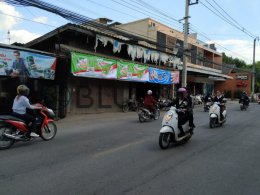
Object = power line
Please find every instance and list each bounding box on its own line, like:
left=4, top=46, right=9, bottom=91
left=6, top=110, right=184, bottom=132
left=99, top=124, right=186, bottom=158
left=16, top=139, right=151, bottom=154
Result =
left=200, top=0, right=256, bottom=39
left=3, top=0, right=256, bottom=74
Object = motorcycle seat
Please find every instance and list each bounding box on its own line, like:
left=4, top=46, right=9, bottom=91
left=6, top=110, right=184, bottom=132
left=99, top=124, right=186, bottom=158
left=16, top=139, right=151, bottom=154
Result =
left=0, top=115, right=25, bottom=122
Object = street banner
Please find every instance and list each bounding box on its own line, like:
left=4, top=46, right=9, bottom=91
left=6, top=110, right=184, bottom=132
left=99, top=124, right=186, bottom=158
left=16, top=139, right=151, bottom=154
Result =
left=0, top=47, right=56, bottom=80
left=171, top=71, right=180, bottom=84
left=148, top=67, right=172, bottom=84
left=71, top=52, right=117, bottom=79
left=117, top=61, right=149, bottom=82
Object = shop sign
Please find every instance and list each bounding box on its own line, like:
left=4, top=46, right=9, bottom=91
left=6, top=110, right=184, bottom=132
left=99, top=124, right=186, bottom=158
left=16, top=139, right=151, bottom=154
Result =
left=0, top=47, right=56, bottom=80
left=117, top=61, right=148, bottom=82
left=71, top=52, right=117, bottom=79
left=236, top=74, right=248, bottom=80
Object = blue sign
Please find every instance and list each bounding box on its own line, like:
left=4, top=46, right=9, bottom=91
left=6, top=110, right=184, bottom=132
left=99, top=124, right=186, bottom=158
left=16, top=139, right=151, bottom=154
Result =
left=148, top=67, right=172, bottom=84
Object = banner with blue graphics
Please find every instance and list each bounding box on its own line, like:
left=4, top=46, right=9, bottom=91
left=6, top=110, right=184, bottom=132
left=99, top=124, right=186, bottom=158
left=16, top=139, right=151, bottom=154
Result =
left=148, top=67, right=173, bottom=84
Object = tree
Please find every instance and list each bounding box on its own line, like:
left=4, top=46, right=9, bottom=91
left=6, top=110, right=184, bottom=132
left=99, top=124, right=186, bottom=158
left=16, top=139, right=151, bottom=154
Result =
left=222, top=52, right=247, bottom=68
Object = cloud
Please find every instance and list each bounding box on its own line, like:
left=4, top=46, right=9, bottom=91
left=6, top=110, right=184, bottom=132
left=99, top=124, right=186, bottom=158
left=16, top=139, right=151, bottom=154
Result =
left=0, top=2, right=21, bottom=30
left=32, top=16, right=48, bottom=24
left=207, top=39, right=260, bottom=64
left=2, top=29, right=41, bottom=44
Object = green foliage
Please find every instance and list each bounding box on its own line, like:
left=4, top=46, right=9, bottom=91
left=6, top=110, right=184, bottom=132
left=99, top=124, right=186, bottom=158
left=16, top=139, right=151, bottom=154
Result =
left=222, top=52, right=247, bottom=68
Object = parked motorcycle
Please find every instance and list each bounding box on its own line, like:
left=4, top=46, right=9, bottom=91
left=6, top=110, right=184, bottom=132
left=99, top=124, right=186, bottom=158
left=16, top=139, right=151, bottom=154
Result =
left=138, top=104, right=160, bottom=122
left=159, top=106, right=193, bottom=149
left=204, top=97, right=212, bottom=112
left=158, top=98, right=172, bottom=111
left=209, top=102, right=227, bottom=128
left=122, top=99, right=142, bottom=112
left=0, top=103, right=57, bottom=150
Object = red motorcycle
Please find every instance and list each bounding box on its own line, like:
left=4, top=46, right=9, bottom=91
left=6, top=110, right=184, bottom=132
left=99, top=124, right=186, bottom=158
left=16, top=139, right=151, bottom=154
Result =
left=0, top=103, right=57, bottom=150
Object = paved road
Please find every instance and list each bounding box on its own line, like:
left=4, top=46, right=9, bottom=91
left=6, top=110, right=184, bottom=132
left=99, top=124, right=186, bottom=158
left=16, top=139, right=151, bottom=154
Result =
left=1, top=101, right=260, bottom=195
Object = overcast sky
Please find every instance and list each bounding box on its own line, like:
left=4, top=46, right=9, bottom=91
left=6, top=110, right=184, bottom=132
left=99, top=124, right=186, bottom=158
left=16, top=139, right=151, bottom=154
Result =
left=0, top=0, right=260, bottom=64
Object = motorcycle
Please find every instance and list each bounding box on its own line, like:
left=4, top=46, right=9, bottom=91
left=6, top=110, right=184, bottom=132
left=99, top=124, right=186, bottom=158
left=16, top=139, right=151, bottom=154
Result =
left=209, top=102, right=227, bottom=128
left=0, top=103, right=57, bottom=150
left=122, top=99, right=142, bottom=112
left=159, top=106, right=193, bottom=149
left=158, top=99, right=172, bottom=111
left=204, top=97, right=212, bottom=112
left=239, top=99, right=249, bottom=111
left=138, top=104, right=160, bottom=122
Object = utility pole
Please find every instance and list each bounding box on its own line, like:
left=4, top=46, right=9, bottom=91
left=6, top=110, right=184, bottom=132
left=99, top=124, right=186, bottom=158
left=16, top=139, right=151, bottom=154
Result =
left=182, top=0, right=198, bottom=87
left=7, top=30, right=10, bottom=44
left=252, top=37, right=258, bottom=100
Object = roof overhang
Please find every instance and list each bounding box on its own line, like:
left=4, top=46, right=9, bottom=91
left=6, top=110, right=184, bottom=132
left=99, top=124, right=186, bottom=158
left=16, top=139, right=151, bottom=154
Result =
left=187, top=66, right=233, bottom=80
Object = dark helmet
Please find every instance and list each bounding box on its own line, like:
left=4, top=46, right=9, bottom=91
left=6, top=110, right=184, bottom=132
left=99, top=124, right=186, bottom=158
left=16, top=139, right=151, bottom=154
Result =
left=17, top=85, right=30, bottom=96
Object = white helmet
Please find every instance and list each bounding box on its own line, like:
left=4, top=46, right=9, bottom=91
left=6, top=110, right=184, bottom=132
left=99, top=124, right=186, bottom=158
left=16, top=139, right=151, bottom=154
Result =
left=147, top=90, right=152, bottom=95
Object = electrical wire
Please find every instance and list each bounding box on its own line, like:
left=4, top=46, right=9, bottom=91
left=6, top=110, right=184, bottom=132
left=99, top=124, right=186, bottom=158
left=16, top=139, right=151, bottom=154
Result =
left=3, top=0, right=257, bottom=75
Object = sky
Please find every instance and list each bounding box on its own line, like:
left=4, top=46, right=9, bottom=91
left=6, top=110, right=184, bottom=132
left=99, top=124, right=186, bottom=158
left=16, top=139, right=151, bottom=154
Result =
left=0, top=0, right=260, bottom=64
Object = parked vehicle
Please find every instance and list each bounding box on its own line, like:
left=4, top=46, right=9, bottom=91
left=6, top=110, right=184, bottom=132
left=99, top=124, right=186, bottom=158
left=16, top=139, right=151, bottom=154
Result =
left=159, top=106, right=193, bottom=149
left=158, top=98, right=172, bottom=111
left=138, top=103, right=160, bottom=122
left=209, top=102, right=227, bottom=128
left=122, top=99, right=143, bottom=112
left=0, top=103, right=57, bottom=150
left=204, top=97, right=212, bottom=112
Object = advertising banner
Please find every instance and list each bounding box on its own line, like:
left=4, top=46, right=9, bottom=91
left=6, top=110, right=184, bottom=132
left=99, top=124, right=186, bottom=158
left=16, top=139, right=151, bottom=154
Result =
left=149, top=67, right=172, bottom=84
left=71, top=52, right=117, bottom=79
left=171, top=71, right=180, bottom=84
left=117, top=61, right=149, bottom=82
left=0, top=47, right=56, bottom=80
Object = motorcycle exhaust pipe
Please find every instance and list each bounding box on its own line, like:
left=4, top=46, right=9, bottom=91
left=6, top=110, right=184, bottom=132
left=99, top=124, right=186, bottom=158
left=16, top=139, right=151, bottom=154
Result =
left=3, top=133, right=23, bottom=140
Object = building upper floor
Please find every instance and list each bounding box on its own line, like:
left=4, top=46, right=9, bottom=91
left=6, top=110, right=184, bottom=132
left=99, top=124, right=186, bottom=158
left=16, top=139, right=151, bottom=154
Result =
left=116, top=18, right=222, bottom=71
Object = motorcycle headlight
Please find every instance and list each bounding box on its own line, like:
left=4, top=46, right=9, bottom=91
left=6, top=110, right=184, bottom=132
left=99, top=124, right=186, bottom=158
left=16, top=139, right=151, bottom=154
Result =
left=164, top=112, right=173, bottom=121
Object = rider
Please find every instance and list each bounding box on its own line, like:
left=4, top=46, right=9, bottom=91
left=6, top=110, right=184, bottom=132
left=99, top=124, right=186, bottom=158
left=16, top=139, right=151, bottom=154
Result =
left=171, top=87, right=194, bottom=137
left=212, top=90, right=225, bottom=120
left=143, top=90, right=157, bottom=115
left=12, top=85, right=42, bottom=138
left=239, top=91, right=249, bottom=106
left=183, top=87, right=196, bottom=130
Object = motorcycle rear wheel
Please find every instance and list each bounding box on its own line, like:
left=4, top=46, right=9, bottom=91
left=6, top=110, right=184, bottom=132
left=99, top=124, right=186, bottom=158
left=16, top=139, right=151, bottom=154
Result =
left=159, top=133, right=171, bottom=149
left=40, top=122, right=57, bottom=141
left=0, top=126, right=15, bottom=150
left=139, top=112, right=145, bottom=123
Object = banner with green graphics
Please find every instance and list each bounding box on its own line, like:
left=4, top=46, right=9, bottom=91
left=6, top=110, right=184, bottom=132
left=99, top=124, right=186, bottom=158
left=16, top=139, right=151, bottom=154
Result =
left=71, top=52, right=117, bottom=79
left=117, top=61, right=149, bottom=82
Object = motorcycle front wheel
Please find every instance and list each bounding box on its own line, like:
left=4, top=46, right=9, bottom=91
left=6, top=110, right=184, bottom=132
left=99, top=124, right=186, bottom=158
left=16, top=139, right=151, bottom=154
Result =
left=40, top=122, right=57, bottom=141
left=159, top=133, right=171, bottom=149
left=209, top=118, right=216, bottom=128
left=0, top=126, right=15, bottom=150
left=122, top=104, right=129, bottom=112
left=154, top=109, right=160, bottom=120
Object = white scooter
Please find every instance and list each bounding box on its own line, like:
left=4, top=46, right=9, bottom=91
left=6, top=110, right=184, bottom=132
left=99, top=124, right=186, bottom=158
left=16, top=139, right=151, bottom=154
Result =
left=159, top=106, right=193, bottom=149
left=209, top=102, right=227, bottom=128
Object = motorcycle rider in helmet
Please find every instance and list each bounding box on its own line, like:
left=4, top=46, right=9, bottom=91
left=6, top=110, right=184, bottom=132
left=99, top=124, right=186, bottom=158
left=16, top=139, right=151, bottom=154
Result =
left=144, top=90, right=157, bottom=116
left=212, top=90, right=225, bottom=120
left=239, top=91, right=249, bottom=106
left=12, top=85, right=42, bottom=138
left=171, top=87, right=194, bottom=137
